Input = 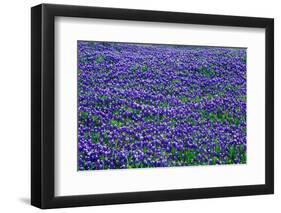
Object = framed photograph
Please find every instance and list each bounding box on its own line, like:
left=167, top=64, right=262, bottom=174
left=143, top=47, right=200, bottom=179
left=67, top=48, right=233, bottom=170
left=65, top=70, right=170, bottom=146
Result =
left=31, top=3, right=274, bottom=209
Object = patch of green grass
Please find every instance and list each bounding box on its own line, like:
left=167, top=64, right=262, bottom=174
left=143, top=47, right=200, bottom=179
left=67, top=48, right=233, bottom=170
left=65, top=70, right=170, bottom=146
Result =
left=92, top=115, right=102, bottom=127
left=91, top=132, right=100, bottom=144
left=141, top=65, right=148, bottom=72
left=228, top=145, right=236, bottom=160
left=104, top=132, right=109, bottom=145
left=201, top=110, right=242, bottom=126
left=211, top=157, right=219, bottom=165
left=144, top=115, right=157, bottom=122
left=217, top=111, right=224, bottom=121
left=234, top=118, right=240, bottom=127
left=84, top=132, right=89, bottom=139
left=171, top=147, right=176, bottom=156
left=241, top=153, right=246, bottom=163
left=125, top=107, right=141, bottom=115
left=80, top=111, right=88, bottom=122
left=192, top=96, right=201, bottom=103
left=159, top=101, right=169, bottom=108
left=95, top=55, right=104, bottom=64
left=184, top=150, right=196, bottom=164
left=112, top=109, right=120, bottom=115
left=179, top=96, right=188, bottom=104
left=169, top=118, right=177, bottom=128
left=124, top=117, right=133, bottom=125
left=143, top=146, right=148, bottom=153
left=199, top=67, right=215, bottom=78
left=207, top=94, right=214, bottom=100
left=238, top=145, right=246, bottom=163
left=209, top=112, right=216, bottom=123
left=100, top=95, right=107, bottom=100
left=171, top=79, right=181, bottom=86
left=215, top=144, right=220, bottom=154
left=110, top=119, right=123, bottom=128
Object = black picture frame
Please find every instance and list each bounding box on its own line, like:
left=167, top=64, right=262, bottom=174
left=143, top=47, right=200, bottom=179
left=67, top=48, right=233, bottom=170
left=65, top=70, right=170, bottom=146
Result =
left=31, top=3, right=274, bottom=209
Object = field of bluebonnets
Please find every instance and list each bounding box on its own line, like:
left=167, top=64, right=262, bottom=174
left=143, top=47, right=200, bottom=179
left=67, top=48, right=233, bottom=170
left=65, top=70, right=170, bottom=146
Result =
left=77, top=41, right=247, bottom=171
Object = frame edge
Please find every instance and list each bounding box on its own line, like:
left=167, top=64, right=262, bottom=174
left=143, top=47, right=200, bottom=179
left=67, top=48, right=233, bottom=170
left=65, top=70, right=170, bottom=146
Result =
left=31, top=4, right=43, bottom=208
left=265, top=18, right=274, bottom=194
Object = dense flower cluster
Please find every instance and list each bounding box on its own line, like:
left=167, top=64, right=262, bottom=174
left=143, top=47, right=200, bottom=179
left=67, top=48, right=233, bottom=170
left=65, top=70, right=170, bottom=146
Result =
left=78, top=41, right=247, bottom=170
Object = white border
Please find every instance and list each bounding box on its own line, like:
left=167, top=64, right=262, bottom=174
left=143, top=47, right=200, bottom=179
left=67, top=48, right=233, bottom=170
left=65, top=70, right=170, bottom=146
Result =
left=55, top=17, right=265, bottom=196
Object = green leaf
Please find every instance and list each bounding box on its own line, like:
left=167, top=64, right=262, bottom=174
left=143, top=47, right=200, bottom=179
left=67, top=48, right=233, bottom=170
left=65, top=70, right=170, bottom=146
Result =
left=141, top=65, right=148, bottom=72
left=80, top=111, right=88, bottom=121
left=91, top=132, right=100, bottom=144
left=184, top=150, right=196, bottom=164
left=95, top=55, right=104, bottom=64
left=179, top=96, right=188, bottom=104
left=215, top=144, right=220, bottom=154
left=110, top=119, right=123, bottom=128
left=104, top=132, right=109, bottom=145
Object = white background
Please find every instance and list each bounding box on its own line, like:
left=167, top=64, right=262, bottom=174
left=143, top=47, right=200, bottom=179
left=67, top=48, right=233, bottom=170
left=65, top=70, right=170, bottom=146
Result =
left=55, top=17, right=265, bottom=196
left=0, top=0, right=279, bottom=212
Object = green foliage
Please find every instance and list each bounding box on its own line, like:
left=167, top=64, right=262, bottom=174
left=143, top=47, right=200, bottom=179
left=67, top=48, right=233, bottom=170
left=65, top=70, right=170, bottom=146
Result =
left=239, top=145, right=246, bottom=163
left=217, top=111, right=223, bottom=121
left=84, top=132, right=89, bottom=139
left=123, top=117, right=133, bottom=126
left=80, top=111, right=88, bottom=122
left=207, top=94, right=214, bottom=100
left=177, top=151, right=183, bottom=161
left=91, top=115, right=101, bottom=127
left=95, top=55, right=104, bottom=64
left=125, top=107, right=141, bottom=115
left=141, top=64, right=148, bottom=72
left=143, top=146, right=148, bottom=153
left=209, top=112, right=216, bottom=123
left=199, top=67, right=215, bottom=78
left=179, top=96, right=188, bottom=104
left=171, top=147, right=176, bottom=156
left=104, top=132, right=109, bottom=145
left=169, top=118, right=177, bottom=128
left=201, top=110, right=241, bottom=126
left=100, top=95, right=107, bottom=100
left=171, top=79, right=181, bottom=87
left=212, top=157, right=219, bottom=165
left=241, top=95, right=247, bottom=102
left=159, top=101, right=169, bottom=108
left=215, top=144, right=220, bottom=154
left=192, top=96, right=201, bottom=103
left=112, top=109, right=120, bottom=115
left=241, top=153, right=246, bottom=163
left=185, top=117, right=196, bottom=126
left=144, top=116, right=153, bottom=122
left=110, top=119, right=123, bottom=128
left=184, top=150, right=196, bottom=164
left=91, top=132, right=100, bottom=144
left=228, top=146, right=236, bottom=161
left=235, top=118, right=240, bottom=127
